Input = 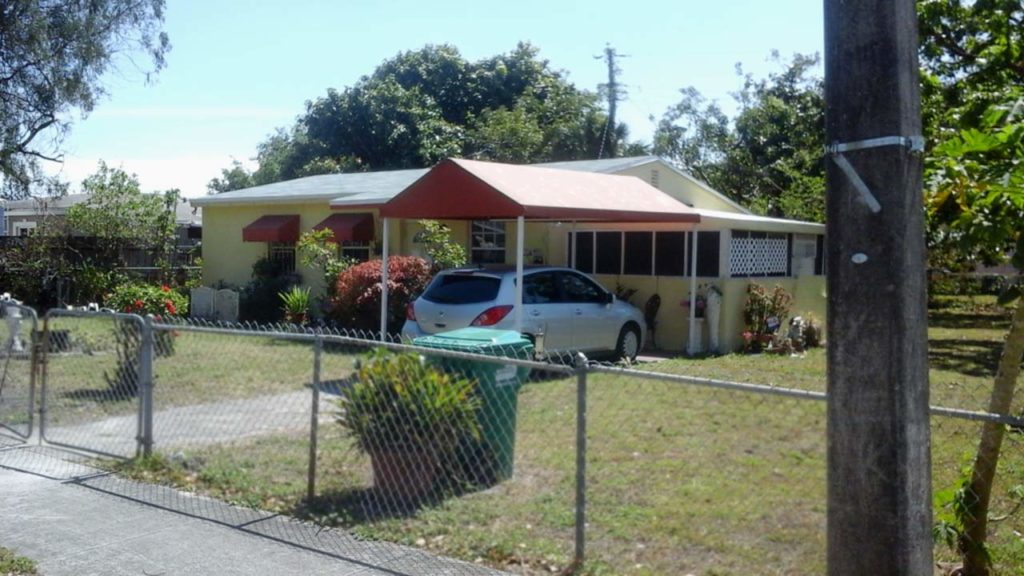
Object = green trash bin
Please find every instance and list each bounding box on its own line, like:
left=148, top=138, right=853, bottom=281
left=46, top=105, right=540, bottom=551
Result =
left=413, top=327, right=533, bottom=483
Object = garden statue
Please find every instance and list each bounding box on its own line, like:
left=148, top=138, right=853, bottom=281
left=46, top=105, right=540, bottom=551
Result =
left=2, top=294, right=24, bottom=354
left=705, top=285, right=722, bottom=353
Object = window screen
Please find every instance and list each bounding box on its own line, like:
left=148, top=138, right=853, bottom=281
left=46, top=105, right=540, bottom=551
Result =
left=575, top=232, right=594, bottom=273
left=624, top=232, right=653, bottom=275
left=595, top=232, right=622, bottom=274
left=655, top=232, right=686, bottom=276
left=696, top=231, right=720, bottom=277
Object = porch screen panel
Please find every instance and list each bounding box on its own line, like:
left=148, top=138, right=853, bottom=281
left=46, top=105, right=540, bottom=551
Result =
left=696, top=231, right=720, bottom=277
left=623, top=232, right=653, bottom=275
left=595, top=232, right=622, bottom=274
left=654, top=232, right=686, bottom=277
left=575, top=232, right=594, bottom=274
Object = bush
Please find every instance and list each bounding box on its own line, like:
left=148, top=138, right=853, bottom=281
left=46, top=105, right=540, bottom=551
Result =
left=239, top=257, right=293, bottom=324
left=742, top=283, right=793, bottom=352
left=106, top=282, right=188, bottom=317
left=329, top=256, right=432, bottom=335
left=337, top=349, right=480, bottom=456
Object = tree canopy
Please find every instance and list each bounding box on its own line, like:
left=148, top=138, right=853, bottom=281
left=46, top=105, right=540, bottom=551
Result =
left=211, top=43, right=639, bottom=191
left=653, top=52, right=826, bottom=222
left=0, top=0, right=170, bottom=199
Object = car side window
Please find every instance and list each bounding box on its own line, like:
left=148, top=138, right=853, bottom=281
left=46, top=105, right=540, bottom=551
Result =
left=524, top=272, right=560, bottom=304
left=559, top=272, right=606, bottom=303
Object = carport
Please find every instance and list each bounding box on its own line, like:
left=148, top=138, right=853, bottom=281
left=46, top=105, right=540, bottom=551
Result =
left=369, top=158, right=702, bottom=346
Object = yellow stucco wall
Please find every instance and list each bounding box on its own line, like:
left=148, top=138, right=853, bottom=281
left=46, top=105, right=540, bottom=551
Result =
left=202, top=204, right=404, bottom=299
left=614, top=163, right=745, bottom=213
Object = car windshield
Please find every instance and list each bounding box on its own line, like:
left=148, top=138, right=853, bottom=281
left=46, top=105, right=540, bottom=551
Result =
left=422, top=274, right=502, bottom=304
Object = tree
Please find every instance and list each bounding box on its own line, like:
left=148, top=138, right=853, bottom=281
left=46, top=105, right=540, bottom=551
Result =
left=228, top=43, right=636, bottom=184
left=0, top=0, right=170, bottom=199
left=927, top=98, right=1024, bottom=576
left=207, top=159, right=255, bottom=194
left=653, top=53, right=826, bottom=221
left=67, top=161, right=180, bottom=276
left=918, top=0, right=1024, bottom=136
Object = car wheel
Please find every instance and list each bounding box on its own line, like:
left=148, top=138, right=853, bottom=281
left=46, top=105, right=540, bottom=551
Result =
left=615, top=323, right=641, bottom=362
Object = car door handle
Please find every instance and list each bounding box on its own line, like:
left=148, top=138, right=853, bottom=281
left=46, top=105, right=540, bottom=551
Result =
left=574, top=308, right=583, bottom=315
left=530, top=310, right=541, bottom=317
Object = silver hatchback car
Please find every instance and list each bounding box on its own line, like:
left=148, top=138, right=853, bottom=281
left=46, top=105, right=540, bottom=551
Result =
left=402, top=266, right=646, bottom=360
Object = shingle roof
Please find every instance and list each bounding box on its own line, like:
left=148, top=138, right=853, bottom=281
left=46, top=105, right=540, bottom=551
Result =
left=191, top=168, right=428, bottom=207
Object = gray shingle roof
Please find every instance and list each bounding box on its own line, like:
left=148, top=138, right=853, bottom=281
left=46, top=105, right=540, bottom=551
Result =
left=191, top=168, right=429, bottom=207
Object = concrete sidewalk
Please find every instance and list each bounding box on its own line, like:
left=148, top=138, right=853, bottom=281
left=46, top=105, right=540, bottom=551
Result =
left=0, top=444, right=503, bottom=576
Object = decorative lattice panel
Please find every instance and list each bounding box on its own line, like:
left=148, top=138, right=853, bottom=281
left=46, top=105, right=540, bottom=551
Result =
left=730, top=235, right=789, bottom=276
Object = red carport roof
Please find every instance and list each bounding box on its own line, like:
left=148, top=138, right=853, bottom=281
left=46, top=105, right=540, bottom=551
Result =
left=378, top=158, right=700, bottom=223
left=313, top=212, right=375, bottom=242
left=242, top=214, right=300, bottom=242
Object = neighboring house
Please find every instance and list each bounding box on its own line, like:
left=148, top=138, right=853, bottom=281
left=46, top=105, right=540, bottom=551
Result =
left=1, top=193, right=92, bottom=236
left=1, top=194, right=203, bottom=268
left=192, top=156, right=826, bottom=352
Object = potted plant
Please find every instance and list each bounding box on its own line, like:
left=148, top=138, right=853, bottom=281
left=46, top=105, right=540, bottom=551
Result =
left=336, top=349, right=480, bottom=501
left=279, top=286, right=311, bottom=325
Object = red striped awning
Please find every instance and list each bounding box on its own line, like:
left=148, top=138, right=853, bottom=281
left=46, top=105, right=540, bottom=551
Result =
left=242, top=215, right=300, bottom=242
left=313, top=212, right=375, bottom=242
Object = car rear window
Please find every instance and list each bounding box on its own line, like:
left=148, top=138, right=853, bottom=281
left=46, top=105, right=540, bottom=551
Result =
left=423, top=274, right=501, bottom=304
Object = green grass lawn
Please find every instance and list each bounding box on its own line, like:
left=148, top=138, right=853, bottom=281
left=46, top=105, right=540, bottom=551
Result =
left=106, top=296, right=1024, bottom=575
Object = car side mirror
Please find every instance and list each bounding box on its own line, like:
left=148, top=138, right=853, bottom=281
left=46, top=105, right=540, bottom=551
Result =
left=604, top=292, right=614, bottom=305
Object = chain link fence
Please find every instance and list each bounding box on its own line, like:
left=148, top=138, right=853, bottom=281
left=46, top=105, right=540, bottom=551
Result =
left=0, top=307, right=1022, bottom=574
left=0, top=303, right=36, bottom=442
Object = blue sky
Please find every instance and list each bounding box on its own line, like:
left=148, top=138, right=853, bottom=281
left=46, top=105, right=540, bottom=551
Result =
left=47, top=0, right=824, bottom=197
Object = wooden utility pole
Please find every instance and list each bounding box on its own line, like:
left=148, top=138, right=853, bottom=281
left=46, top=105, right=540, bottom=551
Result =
left=595, top=44, right=627, bottom=159
left=824, top=1, right=933, bottom=574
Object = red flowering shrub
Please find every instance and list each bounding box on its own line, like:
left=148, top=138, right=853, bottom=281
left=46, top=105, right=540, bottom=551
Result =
left=329, top=256, right=432, bottom=334
left=106, top=283, right=188, bottom=318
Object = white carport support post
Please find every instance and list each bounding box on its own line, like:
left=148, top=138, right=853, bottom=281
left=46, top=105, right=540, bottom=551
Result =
left=379, top=217, right=390, bottom=342
left=514, top=216, right=525, bottom=333
left=687, top=227, right=699, bottom=355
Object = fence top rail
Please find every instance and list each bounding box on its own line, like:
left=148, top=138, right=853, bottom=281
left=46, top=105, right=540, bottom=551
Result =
left=1, top=302, right=39, bottom=325
left=44, top=309, right=143, bottom=323
left=588, top=362, right=830, bottom=402
left=149, top=319, right=576, bottom=374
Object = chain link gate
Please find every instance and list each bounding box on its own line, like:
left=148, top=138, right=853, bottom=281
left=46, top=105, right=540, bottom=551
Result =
left=38, top=309, right=150, bottom=458
left=0, top=303, right=38, bottom=444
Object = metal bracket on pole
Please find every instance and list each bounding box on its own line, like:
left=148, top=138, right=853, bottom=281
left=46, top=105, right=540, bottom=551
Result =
left=825, top=135, right=925, bottom=214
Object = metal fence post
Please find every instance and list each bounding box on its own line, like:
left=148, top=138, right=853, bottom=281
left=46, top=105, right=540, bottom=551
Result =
left=574, top=352, right=588, bottom=567
left=308, top=335, right=323, bottom=501
left=139, top=316, right=155, bottom=457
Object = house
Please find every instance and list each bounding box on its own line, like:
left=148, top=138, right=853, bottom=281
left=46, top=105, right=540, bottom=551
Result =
left=1, top=193, right=92, bottom=236
left=191, top=156, right=825, bottom=352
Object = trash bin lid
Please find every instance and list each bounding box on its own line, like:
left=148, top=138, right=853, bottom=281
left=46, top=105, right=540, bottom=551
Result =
left=414, top=327, right=531, bottom=355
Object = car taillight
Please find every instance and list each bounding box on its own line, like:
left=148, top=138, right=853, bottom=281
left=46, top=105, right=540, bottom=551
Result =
left=470, top=305, right=513, bottom=327
left=406, top=302, right=416, bottom=321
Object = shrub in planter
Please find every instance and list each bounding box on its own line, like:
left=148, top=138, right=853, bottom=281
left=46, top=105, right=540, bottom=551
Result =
left=239, top=257, right=293, bottom=324
left=328, top=256, right=432, bottom=335
left=742, top=283, right=793, bottom=353
left=336, top=349, right=480, bottom=501
left=279, top=286, right=311, bottom=325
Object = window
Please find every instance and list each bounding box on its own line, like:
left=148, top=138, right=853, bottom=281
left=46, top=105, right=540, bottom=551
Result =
left=655, top=232, right=686, bottom=276
left=559, top=272, right=606, bottom=303
left=524, top=272, right=560, bottom=304
left=595, top=232, right=621, bottom=274
left=730, top=230, right=789, bottom=277
left=471, top=221, right=506, bottom=264
left=340, top=240, right=371, bottom=263
left=423, top=273, right=501, bottom=304
left=814, top=235, right=826, bottom=275
left=623, top=232, right=653, bottom=275
left=696, top=231, right=720, bottom=277
left=574, top=231, right=594, bottom=273
left=268, top=242, right=296, bottom=273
